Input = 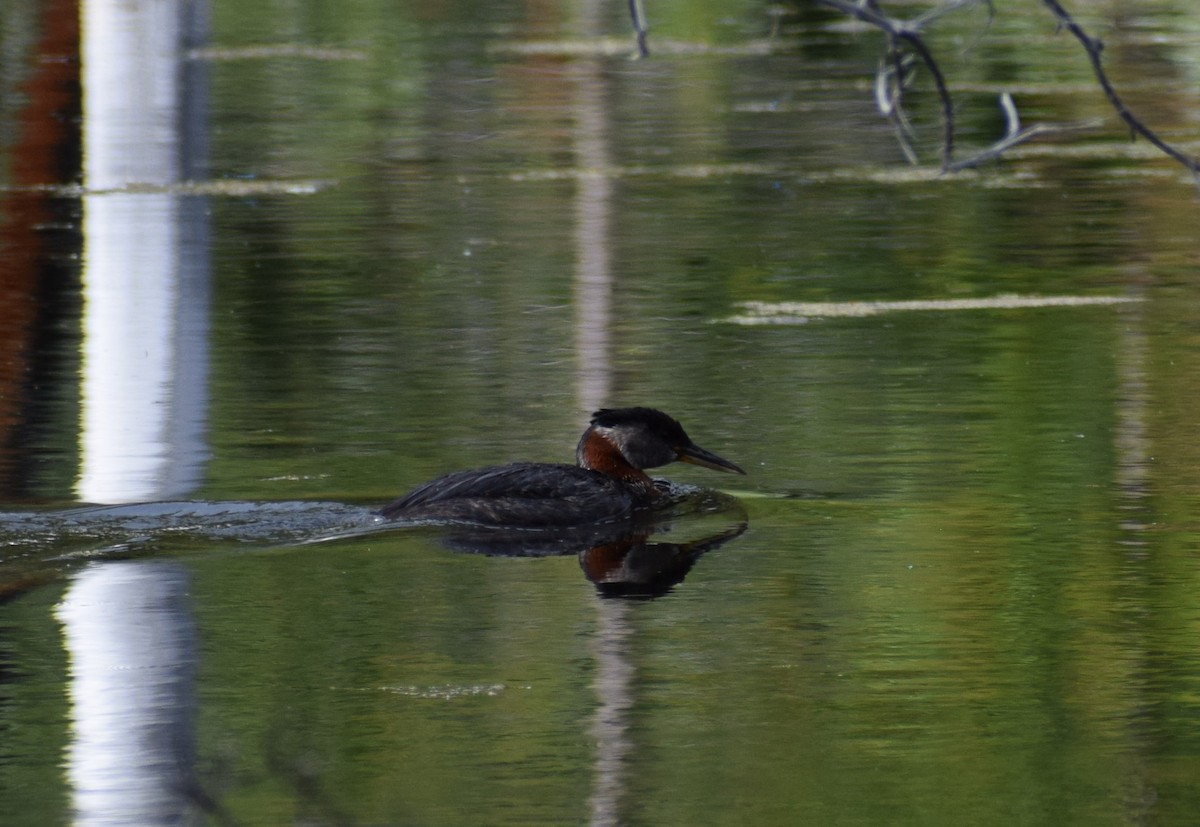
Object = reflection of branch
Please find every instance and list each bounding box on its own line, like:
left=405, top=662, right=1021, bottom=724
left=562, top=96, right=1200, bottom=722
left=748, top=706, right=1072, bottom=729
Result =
left=912, top=0, right=994, bottom=29
left=822, top=0, right=1104, bottom=174
left=623, top=1, right=1197, bottom=180
left=627, top=0, right=649, bottom=58
left=946, top=93, right=1102, bottom=172
left=816, top=0, right=959, bottom=168
left=1039, top=0, right=1200, bottom=180
left=874, top=53, right=918, bottom=164
left=815, top=0, right=1199, bottom=179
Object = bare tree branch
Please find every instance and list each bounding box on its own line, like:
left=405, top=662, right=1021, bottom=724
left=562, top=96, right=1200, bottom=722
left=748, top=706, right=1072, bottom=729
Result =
left=812, top=0, right=1197, bottom=182
left=1039, top=0, right=1200, bottom=181
left=624, top=1, right=1197, bottom=184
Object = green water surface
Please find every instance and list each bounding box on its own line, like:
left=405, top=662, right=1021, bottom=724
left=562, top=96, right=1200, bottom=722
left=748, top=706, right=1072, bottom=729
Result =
left=2, top=1, right=1200, bottom=824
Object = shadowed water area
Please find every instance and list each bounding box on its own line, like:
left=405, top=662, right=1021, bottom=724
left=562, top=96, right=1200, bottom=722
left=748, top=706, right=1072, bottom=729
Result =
left=3, top=0, right=1200, bottom=824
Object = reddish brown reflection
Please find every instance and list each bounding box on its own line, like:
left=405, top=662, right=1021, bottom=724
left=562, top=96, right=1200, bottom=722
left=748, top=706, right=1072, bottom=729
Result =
left=0, top=0, right=83, bottom=499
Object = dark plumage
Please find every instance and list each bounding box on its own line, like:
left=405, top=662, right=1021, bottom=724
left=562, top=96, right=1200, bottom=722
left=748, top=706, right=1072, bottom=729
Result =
left=379, top=407, right=744, bottom=527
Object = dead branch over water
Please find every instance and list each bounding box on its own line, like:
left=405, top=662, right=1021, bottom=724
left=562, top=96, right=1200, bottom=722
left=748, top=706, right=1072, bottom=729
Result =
left=1037, top=0, right=1200, bottom=182
left=813, top=0, right=1199, bottom=178
left=629, top=1, right=1199, bottom=182
left=815, top=0, right=968, bottom=169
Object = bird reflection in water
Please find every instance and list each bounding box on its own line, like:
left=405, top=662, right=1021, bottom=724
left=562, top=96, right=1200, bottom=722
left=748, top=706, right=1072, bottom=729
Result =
left=422, top=502, right=748, bottom=598
left=579, top=519, right=748, bottom=598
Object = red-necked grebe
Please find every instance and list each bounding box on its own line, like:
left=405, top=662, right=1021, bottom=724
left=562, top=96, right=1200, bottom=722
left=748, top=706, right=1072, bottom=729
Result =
left=379, top=407, right=745, bottom=527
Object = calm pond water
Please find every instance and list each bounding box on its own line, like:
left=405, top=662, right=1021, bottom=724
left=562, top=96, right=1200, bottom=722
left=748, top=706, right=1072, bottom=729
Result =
left=3, top=0, right=1200, bottom=824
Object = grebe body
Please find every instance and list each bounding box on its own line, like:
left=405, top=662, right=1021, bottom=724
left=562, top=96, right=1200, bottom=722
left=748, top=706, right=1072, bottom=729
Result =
left=379, top=407, right=744, bottom=527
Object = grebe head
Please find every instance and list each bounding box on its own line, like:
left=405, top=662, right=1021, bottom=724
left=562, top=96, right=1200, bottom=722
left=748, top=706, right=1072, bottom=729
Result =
left=576, top=407, right=746, bottom=476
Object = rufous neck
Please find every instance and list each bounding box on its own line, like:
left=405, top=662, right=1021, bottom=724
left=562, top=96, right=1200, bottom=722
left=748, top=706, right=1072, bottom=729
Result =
left=576, top=428, right=654, bottom=486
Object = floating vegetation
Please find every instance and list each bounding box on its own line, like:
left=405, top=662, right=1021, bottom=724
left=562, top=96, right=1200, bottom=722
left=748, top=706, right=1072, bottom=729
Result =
left=724, top=294, right=1143, bottom=324
left=505, top=162, right=1049, bottom=188
left=377, top=684, right=507, bottom=700
left=507, top=163, right=779, bottom=183
left=0, top=180, right=336, bottom=197
left=1003, top=140, right=1200, bottom=161
left=187, top=44, right=369, bottom=62
left=490, top=37, right=781, bottom=58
